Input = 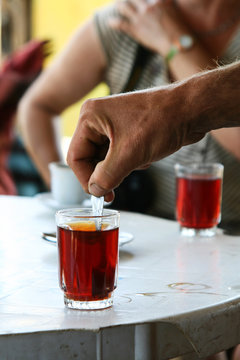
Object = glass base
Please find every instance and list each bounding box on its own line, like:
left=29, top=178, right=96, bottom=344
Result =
left=64, top=294, right=113, bottom=310
left=180, top=226, right=217, bottom=237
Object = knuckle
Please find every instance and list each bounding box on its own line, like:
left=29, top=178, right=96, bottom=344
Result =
left=66, top=144, right=78, bottom=166
left=66, top=153, right=72, bottom=167
left=80, top=98, right=97, bottom=115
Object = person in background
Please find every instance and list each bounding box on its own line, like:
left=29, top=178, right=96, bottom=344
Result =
left=19, top=0, right=240, bottom=224
left=0, top=40, right=50, bottom=195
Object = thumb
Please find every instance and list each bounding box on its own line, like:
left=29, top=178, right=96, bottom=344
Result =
left=88, top=149, right=133, bottom=198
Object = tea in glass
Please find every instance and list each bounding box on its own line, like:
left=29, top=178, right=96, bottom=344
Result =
left=175, top=163, right=224, bottom=237
left=56, top=208, right=120, bottom=310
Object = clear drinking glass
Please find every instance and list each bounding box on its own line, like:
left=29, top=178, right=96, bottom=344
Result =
left=56, top=208, right=120, bottom=310
left=175, top=163, right=224, bottom=237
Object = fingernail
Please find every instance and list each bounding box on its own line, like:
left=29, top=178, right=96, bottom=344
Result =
left=89, top=183, right=106, bottom=197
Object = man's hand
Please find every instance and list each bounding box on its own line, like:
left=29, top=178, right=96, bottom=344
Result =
left=67, top=62, right=240, bottom=201
left=67, top=84, right=203, bottom=201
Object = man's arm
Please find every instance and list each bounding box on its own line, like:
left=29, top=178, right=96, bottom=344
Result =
left=67, top=61, right=240, bottom=201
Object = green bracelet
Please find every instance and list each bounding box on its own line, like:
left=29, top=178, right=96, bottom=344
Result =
left=165, top=46, right=179, bottom=63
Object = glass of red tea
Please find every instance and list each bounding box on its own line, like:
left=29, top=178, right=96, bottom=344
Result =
left=56, top=208, right=120, bottom=310
left=175, top=163, right=224, bottom=237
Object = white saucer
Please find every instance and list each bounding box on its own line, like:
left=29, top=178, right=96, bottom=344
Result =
left=35, top=192, right=92, bottom=210
left=42, top=231, right=134, bottom=248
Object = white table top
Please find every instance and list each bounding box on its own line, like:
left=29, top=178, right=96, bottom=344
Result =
left=1, top=195, right=240, bottom=360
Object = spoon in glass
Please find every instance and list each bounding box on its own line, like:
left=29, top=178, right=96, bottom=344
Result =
left=91, top=195, right=104, bottom=230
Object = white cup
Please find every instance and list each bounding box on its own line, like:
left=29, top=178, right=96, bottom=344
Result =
left=49, top=162, right=87, bottom=205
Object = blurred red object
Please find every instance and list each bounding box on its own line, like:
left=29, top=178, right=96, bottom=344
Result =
left=0, top=40, right=51, bottom=195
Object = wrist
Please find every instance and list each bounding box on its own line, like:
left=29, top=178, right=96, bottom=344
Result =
left=165, top=34, right=195, bottom=63
left=190, top=63, right=240, bottom=130
left=177, top=68, right=226, bottom=137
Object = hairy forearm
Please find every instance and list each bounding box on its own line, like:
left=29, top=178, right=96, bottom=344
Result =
left=67, top=60, right=240, bottom=199
left=125, top=60, right=240, bottom=166
left=170, top=60, right=240, bottom=143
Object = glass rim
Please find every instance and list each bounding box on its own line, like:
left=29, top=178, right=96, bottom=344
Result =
left=174, top=162, right=224, bottom=170
left=55, top=208, right=120, bottom=219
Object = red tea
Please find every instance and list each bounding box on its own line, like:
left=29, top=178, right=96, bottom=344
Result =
left=176, top=176, right=222, bottom=229
left=57, top=222, right=119, bottom=302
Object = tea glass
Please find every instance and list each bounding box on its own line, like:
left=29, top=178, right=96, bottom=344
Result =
left=56, top=208, right=120, bottom=310
left=175, top=163, right=224, bottom=237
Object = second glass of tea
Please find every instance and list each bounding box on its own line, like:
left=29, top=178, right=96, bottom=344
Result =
left=175, top=163, right=224, bottom=237
left=56, top=208, right=120, bottom=310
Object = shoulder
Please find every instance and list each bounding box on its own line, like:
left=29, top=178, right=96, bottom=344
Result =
left=90, top=4, right=139, bottom=93
left=93, top=3, right=138, bottom=62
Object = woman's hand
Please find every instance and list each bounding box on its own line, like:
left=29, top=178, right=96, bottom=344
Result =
left=109, top=0, right=192, bottom=56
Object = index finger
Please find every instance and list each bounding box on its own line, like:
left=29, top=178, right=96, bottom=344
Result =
left=67, top=134, right=96, bottom=194
left=66, top=114, right=113, bottom=193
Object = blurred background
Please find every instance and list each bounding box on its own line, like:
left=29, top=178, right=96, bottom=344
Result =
left=1, top=0, right=110, bottom=137
left=1, top=0, right=152, bottom=211
left=0, top=0, right=110, bottom=196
